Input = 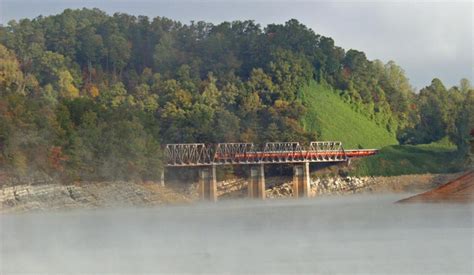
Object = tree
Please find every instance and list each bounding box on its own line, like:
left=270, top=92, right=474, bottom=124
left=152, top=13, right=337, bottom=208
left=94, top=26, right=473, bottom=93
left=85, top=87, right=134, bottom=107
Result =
left=268, top=49, right=313, bottom=101
left=200, top=73, right=220, bottom=108
left=247, top=68, right=275, bottom=105
left=77, top=26, right=105, bottom=74
left=417, top=78, right=449, bottom=142
left=58, top=70, right=79, bottom=98
left=459, top=78, right=472, bottom=94
left=0, top=44, right=24, bottom=96
left=105, top=34, right=131, bottom=74
left=453, top=90, right=474, bottom=159
left=133, top=83, right=159, bottom=112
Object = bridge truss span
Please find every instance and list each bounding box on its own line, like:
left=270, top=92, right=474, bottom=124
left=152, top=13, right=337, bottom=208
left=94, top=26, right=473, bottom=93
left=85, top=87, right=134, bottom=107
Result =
left=164, top=141, right=378, bottom=167
left=213, top=143, right=257, bottom=164
left=307, top=141, right=347, bottom=162
left=164, top=143, right=212, bottom=166
left=261, top=142, right=306, bottom=163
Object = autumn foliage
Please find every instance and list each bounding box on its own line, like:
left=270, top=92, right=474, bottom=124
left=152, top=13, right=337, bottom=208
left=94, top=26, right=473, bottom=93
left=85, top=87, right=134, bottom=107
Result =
left=0, top=9, right=472, bottom=181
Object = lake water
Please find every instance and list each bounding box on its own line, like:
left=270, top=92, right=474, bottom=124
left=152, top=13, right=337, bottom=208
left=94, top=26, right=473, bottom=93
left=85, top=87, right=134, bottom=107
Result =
left=1, top=195, right=473, bottom=274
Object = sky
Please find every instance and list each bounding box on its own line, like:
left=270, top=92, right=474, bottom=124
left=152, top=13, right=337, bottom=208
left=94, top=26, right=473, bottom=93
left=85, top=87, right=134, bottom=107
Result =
left=0, top=0, right=472, bottom=90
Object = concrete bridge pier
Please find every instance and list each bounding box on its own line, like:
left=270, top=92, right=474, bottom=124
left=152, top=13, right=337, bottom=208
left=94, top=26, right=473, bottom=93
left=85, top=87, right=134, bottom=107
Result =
left=160, top=169, right=165, bottom=187
left=248, top=164, right=266, bottom=199
left=293, top=162, right=311, bottom=198
left=199, top=165, right=217, bottom=201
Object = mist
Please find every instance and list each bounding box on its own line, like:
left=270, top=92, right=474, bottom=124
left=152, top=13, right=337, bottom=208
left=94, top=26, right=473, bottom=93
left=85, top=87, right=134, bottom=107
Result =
left=2, top=195, right=473, bottom=274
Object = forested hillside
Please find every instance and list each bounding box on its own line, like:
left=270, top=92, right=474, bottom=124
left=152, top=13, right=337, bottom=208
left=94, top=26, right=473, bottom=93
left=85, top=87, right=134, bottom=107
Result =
left=0, top=8, right=472, bottom=181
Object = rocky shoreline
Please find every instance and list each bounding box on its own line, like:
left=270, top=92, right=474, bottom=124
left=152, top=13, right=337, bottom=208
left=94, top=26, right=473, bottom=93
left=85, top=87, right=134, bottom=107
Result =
left=1, top=173, right=462, bottom=213
left=265, top=176, right=378, bottom=198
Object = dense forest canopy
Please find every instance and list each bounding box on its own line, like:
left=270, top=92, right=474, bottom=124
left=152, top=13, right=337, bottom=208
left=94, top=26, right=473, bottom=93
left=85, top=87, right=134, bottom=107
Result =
left=0, top=8, right=472, bottom=181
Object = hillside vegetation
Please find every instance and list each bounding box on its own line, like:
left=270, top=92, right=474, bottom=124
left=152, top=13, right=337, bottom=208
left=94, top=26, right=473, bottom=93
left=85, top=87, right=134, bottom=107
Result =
left=351, top=139, right=465, bottom=176
left=300, top=81, right=398, bottom=149
left=0, top=8, right=472, bottom=181
left=299, top=81, right=465, bottom=177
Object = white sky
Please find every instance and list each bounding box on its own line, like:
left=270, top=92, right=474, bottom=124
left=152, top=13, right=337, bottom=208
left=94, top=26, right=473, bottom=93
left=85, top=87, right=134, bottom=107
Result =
left=1, top=0, right=472, bottom=89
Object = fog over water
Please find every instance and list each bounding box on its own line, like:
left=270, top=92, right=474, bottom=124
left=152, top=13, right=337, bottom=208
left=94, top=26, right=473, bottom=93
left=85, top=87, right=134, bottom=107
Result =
left=1, top=195, right=473, bottom=274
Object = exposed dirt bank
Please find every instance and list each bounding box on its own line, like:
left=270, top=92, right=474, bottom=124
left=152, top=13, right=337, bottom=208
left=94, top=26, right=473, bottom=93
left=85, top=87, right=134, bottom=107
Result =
left=1, top=172, right=465, bottom=213
left=1, top=182, right=192, bottom=214
left=398, top=170, right=474, bottom=203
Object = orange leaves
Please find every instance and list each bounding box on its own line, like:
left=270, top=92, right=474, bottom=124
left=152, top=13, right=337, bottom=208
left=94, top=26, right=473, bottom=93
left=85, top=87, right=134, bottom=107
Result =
left=81, top=83, right=100, bottom=98
left=88, top=84, right=100, bottom=98
left=48, top=146, right=68, bottom=171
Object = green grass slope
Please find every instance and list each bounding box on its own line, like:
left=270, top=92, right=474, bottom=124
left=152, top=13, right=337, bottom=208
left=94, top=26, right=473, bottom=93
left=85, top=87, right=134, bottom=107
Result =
left=300, top=81, right=398, bottom=149
left=300, top=82, right=465, bottom=176
left=350, top=139, right=464, bottom=176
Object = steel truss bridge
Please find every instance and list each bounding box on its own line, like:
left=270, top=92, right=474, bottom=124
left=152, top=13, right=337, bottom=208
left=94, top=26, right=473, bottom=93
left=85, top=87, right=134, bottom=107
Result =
left=164, top=141, right=378, bottom=167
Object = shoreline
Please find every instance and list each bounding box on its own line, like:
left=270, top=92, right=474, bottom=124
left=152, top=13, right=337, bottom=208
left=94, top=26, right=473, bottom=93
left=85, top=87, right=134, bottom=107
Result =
left=1, top=172, right=466, bottom=214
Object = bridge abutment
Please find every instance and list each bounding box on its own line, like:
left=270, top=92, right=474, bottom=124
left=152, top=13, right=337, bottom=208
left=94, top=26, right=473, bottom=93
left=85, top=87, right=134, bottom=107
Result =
left=248, top=164, right=266, bottom=199
left=293, top=162, right=311, bottom=198
left=199, top=165, right=217, bottom=201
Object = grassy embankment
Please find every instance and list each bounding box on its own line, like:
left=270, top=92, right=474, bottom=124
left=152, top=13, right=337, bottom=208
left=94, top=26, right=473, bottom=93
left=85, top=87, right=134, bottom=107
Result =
left=300, top=81, right=397, bottom=149
left=300, top=81, right=465, bottom=176
left=351, top=139, right=464, bottom=176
